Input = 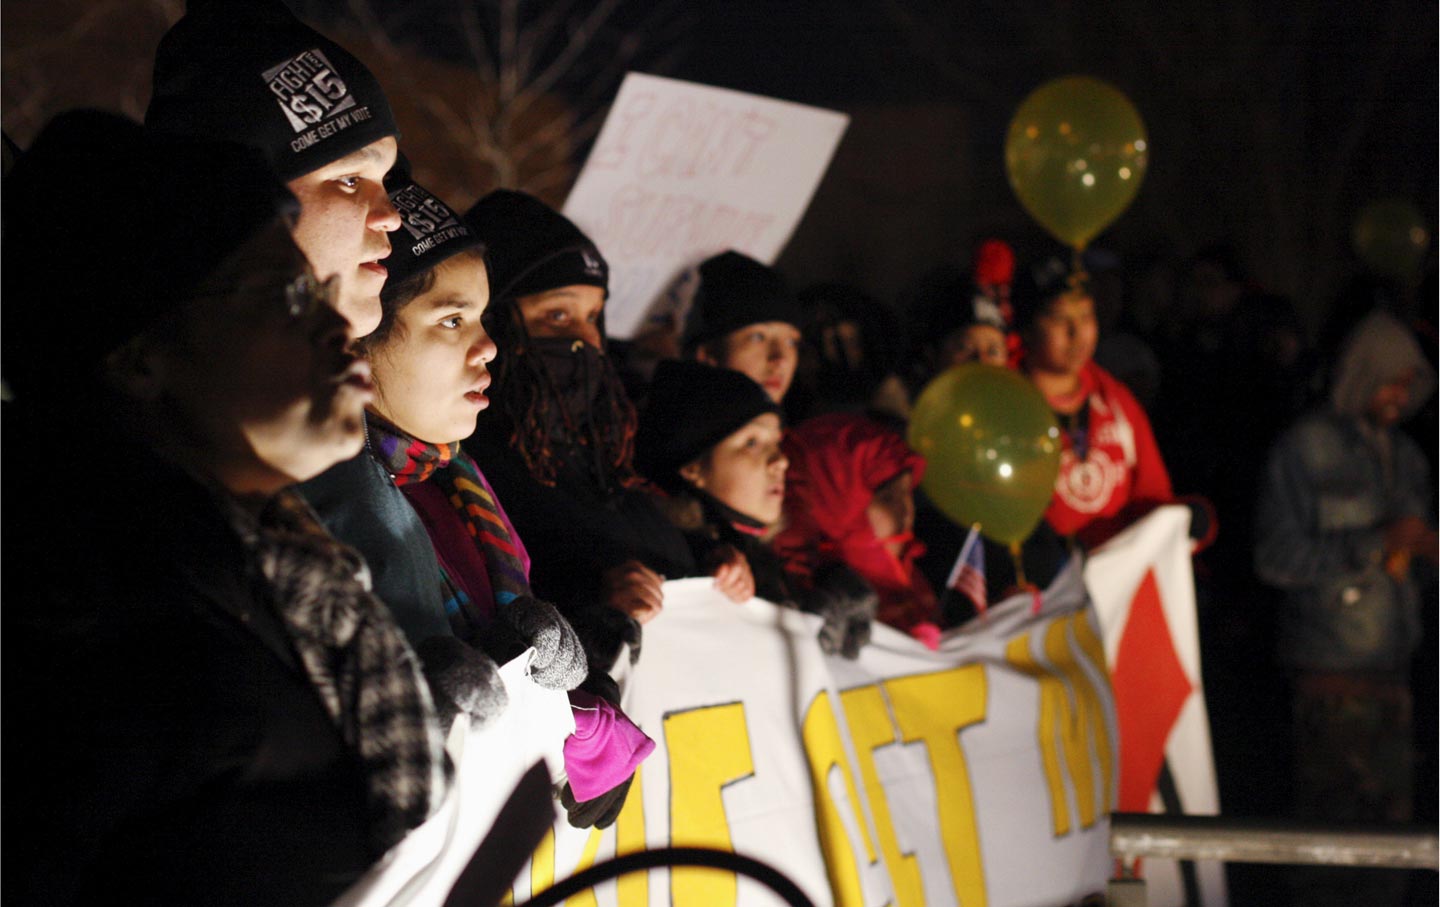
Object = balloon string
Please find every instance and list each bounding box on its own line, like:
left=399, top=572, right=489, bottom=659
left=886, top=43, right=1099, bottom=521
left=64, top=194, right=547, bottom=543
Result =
left=1010, top=540, right=1027, bottom=588
left=1068, top=248, right=1089, bottom=290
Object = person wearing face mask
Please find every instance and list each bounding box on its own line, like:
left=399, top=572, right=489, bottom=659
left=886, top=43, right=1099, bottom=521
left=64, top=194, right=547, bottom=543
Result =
left=462, top=191, right=730, bottom=669
left=773, top=412, right=940, bottom=649
left=3, top=113, right=442, bottom=905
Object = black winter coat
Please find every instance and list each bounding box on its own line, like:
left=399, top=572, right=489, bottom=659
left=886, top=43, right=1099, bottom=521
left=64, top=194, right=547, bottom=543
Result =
left=3, top=414, right=373, bottom=906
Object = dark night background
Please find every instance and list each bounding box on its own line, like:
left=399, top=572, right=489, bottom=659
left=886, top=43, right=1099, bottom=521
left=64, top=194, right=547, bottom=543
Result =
left=3, top=1, right=1436, bottom=903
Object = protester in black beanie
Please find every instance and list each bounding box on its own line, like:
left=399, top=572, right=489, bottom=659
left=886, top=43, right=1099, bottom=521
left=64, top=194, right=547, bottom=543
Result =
left=682, top=250, right=804, bottom=404
left=462, top=190, right=702, bottom=669
left=4, top=110, right=442, bottom=905
left=146, top=0, right=403, bottom=337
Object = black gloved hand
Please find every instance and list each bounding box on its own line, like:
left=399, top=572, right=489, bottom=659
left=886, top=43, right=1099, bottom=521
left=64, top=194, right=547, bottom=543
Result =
left=500, top=595, right=588, bottom=691
left=802, top=562, right=878, bottom=659
left=415, top=634, right=508, bottom=730
left=564, top=603, right=644, bottom=671
left=559, top=773, right=634, bottom=830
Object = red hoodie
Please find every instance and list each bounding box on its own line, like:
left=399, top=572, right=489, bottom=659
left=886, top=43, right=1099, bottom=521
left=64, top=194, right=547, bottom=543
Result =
left=1043, top=361, right=1173, bottom=548
left=774, top=412, right=939, bottom=636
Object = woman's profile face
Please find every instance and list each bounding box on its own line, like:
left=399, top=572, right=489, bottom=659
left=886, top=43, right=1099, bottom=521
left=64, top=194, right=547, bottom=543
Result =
left=369, top=256, right=497, bottom=444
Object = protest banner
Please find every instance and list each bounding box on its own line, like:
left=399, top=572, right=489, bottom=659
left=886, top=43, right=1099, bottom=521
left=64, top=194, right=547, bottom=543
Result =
left=561, top=73, right=849, bottom=338
left=1085, top=505, right=1227, bottom=907
left=513, top=561, right=1115, bottom=907
left=334, top=652, right=573, bottom=907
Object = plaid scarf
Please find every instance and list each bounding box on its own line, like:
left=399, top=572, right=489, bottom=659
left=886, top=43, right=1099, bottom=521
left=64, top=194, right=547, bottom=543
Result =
left=223, top=488, right=449, bottom=854
left=367, top=413, right=532, bottom=631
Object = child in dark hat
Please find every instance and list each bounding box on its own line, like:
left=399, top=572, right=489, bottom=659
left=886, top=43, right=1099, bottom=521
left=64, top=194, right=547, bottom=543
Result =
left=463, top=191, right=750, bottom=667
left=683, top=250, right=804, bottom=404
left=635, top=359, right=787, bottom=603
left=3, top=111, right=442, bottom=904
left=789, top=282, right=911, bottom=423
left=636, top=361, right=881, bottom=657
left=146, top=0, right=403, bottom=337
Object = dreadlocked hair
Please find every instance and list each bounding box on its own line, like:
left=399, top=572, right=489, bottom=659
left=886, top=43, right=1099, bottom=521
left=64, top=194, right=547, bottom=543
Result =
left=485, top=294, right=645, bottom=493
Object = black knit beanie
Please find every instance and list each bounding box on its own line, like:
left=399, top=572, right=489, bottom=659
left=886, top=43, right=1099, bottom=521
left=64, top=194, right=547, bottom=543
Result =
left=146, top=0, right=398, bottom=182
left=1010, top=256, right=1086, bottom=333
left=635, top=359, right=780, bottom=491
left=382, top=157, right=483, bottom=292
left=462, top=189, right=608, bottom=303
left=682, top=251, right=801, bottom=353
left=3, top=110, right=297, bottom=397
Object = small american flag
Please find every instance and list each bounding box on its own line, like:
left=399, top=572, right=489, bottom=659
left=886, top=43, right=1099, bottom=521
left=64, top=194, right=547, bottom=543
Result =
left=946, top=524, right=987, bottom=614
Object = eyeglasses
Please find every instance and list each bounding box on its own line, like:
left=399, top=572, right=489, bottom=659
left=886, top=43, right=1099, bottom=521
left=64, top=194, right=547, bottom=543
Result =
left=282, top=270, right=339, bottom=320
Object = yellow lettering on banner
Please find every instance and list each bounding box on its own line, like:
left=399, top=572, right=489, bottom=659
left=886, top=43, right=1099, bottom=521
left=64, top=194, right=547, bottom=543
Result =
left=1005, top=633, right=1069, bottom=834
left=838, top=685, right=925, bottom=907
left=615, top=767, right=648, bottom=907
left=884, top=667, right=989, bottom=907
left=563, top=827, right=605, bottom=907
left=1006, top=613, right=1113, bottom=837
left=1045, top=615, right=1114, bottom=818
left=802, top=692, right=878, bottom=907
left=531, top=828, right=556, bottom=899
left=1069, top=613, right=1118, bottom=812
left=664, top=703, right=755, bottom=906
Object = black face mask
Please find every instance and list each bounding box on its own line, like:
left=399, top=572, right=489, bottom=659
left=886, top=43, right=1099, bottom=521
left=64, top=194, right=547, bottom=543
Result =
left=526, top=336, right=609, bottom=422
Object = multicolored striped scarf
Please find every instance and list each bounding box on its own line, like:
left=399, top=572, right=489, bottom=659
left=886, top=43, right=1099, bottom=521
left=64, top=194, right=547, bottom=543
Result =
left=367, top=412, right=531, bottom=632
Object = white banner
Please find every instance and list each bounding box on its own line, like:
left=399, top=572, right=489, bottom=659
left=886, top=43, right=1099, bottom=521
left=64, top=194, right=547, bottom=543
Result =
left=513, top=560, right=1116, bottom=907
left=334, top=652, right=573, bottom=907
left=1085, top=505, right=1227, bottom=907
left=562, top=73, right=849, bottom=338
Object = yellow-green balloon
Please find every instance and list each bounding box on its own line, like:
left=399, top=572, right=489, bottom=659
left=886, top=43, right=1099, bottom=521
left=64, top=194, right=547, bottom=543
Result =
left=1005, top=75, right=1148, bottom=250
left=1353, top=198, right=1430, bottom=287
left=908, top=363, right=1062, bottom=546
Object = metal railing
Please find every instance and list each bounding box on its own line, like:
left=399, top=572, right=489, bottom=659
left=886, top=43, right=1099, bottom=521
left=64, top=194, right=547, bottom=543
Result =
left=1110, top=813, right=1438, bottom=869
left=1107, top=813, right=1438, bottom=906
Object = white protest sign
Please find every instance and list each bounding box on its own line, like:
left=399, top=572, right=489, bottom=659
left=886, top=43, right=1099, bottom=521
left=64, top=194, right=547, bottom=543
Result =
left=562, top=73, right=849, bottom=338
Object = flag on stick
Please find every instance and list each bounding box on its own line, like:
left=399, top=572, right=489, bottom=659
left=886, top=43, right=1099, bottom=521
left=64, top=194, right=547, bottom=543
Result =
left=946, top=524, right=987, bottom=614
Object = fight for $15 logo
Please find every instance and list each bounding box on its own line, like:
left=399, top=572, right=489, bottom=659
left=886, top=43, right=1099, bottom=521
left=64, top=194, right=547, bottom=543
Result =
left=263, top=49, right=365, bottom=150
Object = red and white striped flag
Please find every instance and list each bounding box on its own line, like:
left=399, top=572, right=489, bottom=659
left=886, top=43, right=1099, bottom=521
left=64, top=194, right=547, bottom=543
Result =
left=945, top=523, right=987, bottom=614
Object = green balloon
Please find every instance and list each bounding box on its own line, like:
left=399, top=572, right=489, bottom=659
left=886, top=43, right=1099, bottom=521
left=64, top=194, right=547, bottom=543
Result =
left=908, top=364, right=1061, bottom=546
left=1005, top=75, right=1148, bottom=250
left=1353, top=198, right=1430, bottom=287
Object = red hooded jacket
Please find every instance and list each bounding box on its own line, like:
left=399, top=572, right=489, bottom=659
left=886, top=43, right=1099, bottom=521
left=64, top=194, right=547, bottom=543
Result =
left=774, top=413, right=939, bottom=635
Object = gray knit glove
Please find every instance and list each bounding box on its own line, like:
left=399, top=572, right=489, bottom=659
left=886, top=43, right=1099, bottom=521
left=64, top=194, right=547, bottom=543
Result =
left=501, top=596, right=589, bottom=691
left=803, top=563, right=878, bottom=660
left=416, top=635, right=508, bottom=730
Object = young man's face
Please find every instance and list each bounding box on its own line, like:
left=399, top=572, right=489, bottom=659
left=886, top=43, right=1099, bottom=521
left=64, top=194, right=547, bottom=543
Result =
left=682, top=412, right=788, bottom=525
left=1027, top=292, right=1098, bottom=378
left=699, top=321, right=802, bottom=403
left=145, top=221, right=375, bottom=492
left=370, top=256, right=497, bottom=445
left=286, top=136, right=401, bottom=338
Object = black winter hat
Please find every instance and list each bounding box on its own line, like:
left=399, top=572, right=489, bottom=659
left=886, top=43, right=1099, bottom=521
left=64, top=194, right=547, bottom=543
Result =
left=3, top=110, right=297, bottom=396
left=635, top=359, right=780, bottom=490
left=682, top=251, right=800, bottom=353
left=1010, top=256, right=1087, bottom=333
left=146, top=0, right=398, bottom=182
left=463, top=189, right=607, bottom=303
left=382, top=156, right=482, bottom=293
